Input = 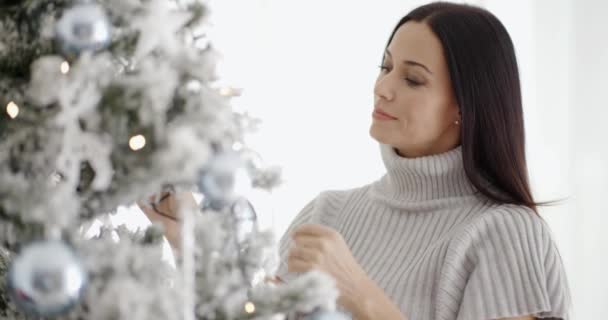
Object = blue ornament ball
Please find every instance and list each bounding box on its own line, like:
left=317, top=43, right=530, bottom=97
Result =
left=6, top=240, right=87, bottom=316
left=55, top=3, right=111, bottom=57
left=198, top=151, right=252, bottom=210
left=304, top=309, right=351, bottom=320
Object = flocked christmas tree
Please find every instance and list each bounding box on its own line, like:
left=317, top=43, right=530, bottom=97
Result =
left=0, top=0, right=346, bottom=319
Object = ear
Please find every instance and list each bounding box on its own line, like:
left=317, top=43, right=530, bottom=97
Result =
left=452, top=103, right=462, bottom=123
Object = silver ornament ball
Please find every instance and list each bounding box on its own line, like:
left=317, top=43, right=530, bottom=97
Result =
left=198, top=151, right=252, bottom=209
left=304, top=310, right=351, bottom=320
left=239, top=148, right=265, bottom=175
left=231, top=198, right=258, bottom=244
left=7, top=240, right=87, bottom=316
left=56, top=3, right=111, bottom=57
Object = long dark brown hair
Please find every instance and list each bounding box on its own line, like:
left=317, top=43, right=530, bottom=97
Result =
left=383, top=2, right=549, bottom=213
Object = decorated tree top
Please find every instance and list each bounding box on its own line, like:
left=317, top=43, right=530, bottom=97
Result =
left=0, top=0, right=259, bottom=243
left=0, top=1, right=340, bottom=319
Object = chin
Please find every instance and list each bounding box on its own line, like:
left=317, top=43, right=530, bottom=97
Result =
left=369, top=125, right=392, bottom=145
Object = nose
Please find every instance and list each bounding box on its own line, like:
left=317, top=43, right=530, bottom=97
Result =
left=373, top=74, right=394, bottom=102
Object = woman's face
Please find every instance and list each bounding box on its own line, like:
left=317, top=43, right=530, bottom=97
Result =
left=370, top=21, right=461, bottom=158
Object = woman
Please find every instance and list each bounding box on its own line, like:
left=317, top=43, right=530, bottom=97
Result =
left=274, top=2, right=571, bottom=319
left=141, top=2, right=572, bottom=319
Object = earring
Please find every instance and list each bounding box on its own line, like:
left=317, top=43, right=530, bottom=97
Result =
left=454, top=120, right=460, bottom=125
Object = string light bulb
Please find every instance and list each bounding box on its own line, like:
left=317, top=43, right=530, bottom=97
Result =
left=219, top=87, right=233, bottom=96
left=232, top=141, right=243, bottom=151
left=244, top=301, right=255, bottom=314
left=218, top=86, right=242, bottom=97
left=6, top=101, right=19, bottom=119
left=129, top=134, right=146, bottom=151
left=60, top=61, right=70, bottom=74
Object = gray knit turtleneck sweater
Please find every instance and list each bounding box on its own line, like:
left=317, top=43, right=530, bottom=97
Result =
left=276, top=143, right=571, bottom=320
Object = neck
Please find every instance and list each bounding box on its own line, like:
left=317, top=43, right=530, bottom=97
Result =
left=370, top=143, right=479, bottom=209
left=395, top=140, right=460, bottom=159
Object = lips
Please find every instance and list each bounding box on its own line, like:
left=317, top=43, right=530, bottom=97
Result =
left=373, top=108, right=398, bottom=120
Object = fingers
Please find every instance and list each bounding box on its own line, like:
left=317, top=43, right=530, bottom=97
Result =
left=289, top=243, right=319, bottom=258
left=264, top=275, right=284, bottom=284
left=287, top=258, right=315, bottom=273
left=290, top=235, right=325, bottom=251
left=174, top=191, right=198, bottom=210
left=147, top=191, right=172, bottom=204
left=293, top=223, right=337, bottom=238
left=139, top=191, right=198, bottom=221
left=288, top=243, right=325, bottom=272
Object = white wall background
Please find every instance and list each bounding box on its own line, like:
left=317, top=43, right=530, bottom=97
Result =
left=118, top=0, right=607, bottom=318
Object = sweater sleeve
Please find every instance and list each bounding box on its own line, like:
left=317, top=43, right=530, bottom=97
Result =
left=438, top=205, right=572, bottom=320
left=274, top=195, right=318, bottom=281
left=274, top=190, right=348, bottom=282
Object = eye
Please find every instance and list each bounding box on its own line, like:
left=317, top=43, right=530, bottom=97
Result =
left=377, top=65, right=390, bottom=72
left=405, top=78, right=422, bottom=87
left=378, top=65, right=424, bottom=88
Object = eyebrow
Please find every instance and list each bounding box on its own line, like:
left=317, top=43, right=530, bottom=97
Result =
left=384, top=49, right=433, bottom=75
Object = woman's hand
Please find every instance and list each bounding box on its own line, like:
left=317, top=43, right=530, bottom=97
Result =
left=137, top=191, right=197, bottom=251
left=287, top=223, right=369, bottom=312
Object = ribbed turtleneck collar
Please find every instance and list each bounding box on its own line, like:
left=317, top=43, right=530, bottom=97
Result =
left=370, top=143, right=479, bottom=209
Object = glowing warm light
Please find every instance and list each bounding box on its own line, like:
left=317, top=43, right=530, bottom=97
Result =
left=218, top=87, right=233, bottom=96
left=232, top=141, right=243, bottom=151
left=219, top=86, right=243, bottom=97
left=244, top=301, right=255, bottom=314
left=6, top=101, right=19, bottom=119
left=60, top=61, right=70, bottom=74
left=186, top=79, right=202, bottom=92
left=129, top=134, right=146, bottom=151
